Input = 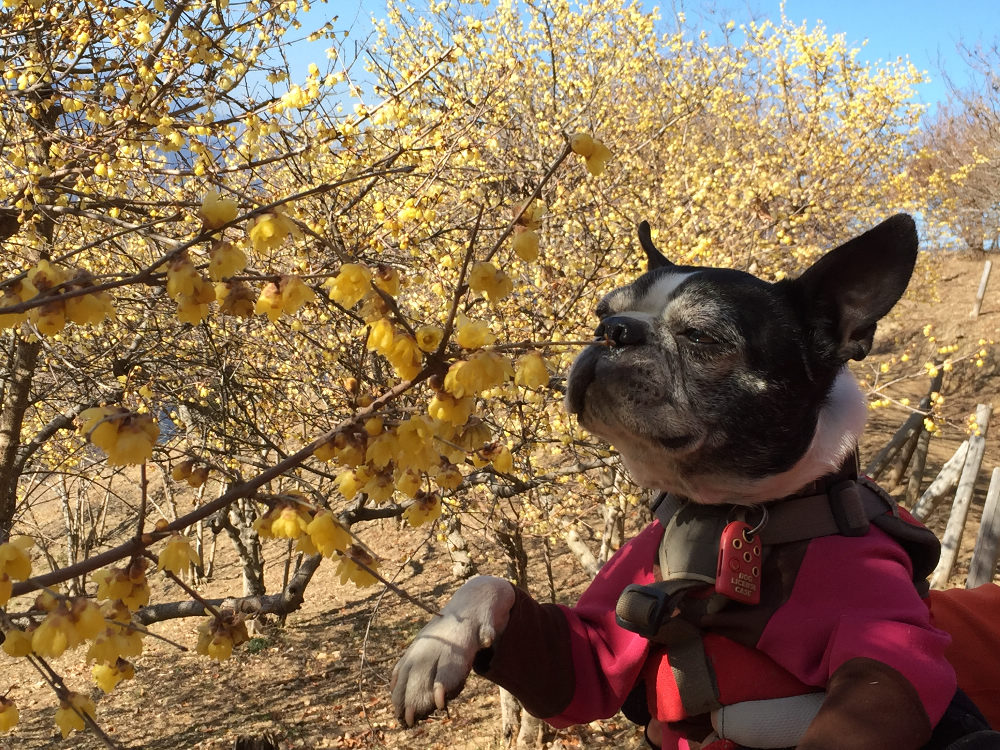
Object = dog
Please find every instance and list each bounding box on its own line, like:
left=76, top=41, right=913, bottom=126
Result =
left=391, top=215, right=1000, bottom=749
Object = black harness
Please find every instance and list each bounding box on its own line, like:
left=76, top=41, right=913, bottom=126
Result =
left=614, top=464, right=942, bottom=717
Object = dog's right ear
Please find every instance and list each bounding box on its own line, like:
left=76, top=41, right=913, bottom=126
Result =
left=638, top=221, right=673, bottom=271
left=789, top=213, right=918, bottom=363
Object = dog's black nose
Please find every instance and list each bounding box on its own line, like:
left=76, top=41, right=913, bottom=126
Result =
left=595, top=315, right=648, bottom=346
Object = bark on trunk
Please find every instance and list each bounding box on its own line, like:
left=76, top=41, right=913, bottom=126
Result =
left=0, top=336, right=41, bottom=537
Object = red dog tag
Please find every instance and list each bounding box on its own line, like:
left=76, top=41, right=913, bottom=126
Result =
left=716, top=521, right=761, bottom=605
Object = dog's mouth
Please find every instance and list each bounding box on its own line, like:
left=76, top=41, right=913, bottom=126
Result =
left=564, top=346, right=600, bottom=416
left=565, top=345, right=702, bottom=453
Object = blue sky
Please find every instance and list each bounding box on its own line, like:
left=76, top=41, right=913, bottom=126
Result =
left=290, top=0, right=999, bottom=107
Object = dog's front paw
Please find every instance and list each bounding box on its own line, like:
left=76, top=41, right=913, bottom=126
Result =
left=390, top=575, right=515, bottom=726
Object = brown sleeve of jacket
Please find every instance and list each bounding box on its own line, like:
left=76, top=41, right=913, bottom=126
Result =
left=797, top=657, right=932, bottom=750
left=472, top=586, right=575, bottom=718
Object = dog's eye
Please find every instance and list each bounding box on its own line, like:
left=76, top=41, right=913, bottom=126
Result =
left=681, top=327, right=717, bottom=345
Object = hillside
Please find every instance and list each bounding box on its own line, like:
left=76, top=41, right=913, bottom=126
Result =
left=0, top=250, right=997, bottom=750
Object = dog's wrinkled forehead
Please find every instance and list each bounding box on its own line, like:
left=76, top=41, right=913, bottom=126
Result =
left=597, top=268, right=697, bottom=317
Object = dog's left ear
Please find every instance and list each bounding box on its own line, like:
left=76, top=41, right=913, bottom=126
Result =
left=788, top=214, right=918, bottom=363
left=638, top=221, right=673, bottom=271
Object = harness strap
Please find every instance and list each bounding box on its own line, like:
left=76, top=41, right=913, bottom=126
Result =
left=651, top=476, right=897, bottom=549
left=757, top=477, right=894, bottom=545
left=615, top=582, right=722, bottom=716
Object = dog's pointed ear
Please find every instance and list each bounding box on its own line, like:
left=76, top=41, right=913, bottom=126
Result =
left=638, top=221, right=673, bottom=271
left=790, top=214, right=918, bottom=363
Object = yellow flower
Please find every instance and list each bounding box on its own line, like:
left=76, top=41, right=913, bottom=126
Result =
left=415, top=325, right=444, bottom=352
left=247, top=210, right=300, bottom=252
left=455, top=314, right=496, bottom=349
left=374, top=265, right=401, bottom=296
left=336, top=546, right=379, bottom=587
left=207, top=241, right=247, bottom=280
left=92, top=658, right=135, bottom=693
left=65, top=290, right=114, bottom=326
left=199, top=191, right=238, bottom=229
left=393, top=416, right=440, bottom=474
left=86, top=602, right=145, bottom=665
left=0, top=697, right=19, bottom=733
left=279, top=275, right=316, bottom=314
left=305, top=511, right=352, bottom=556
left=269, top=505, right=311, bottom=539
left=513, top=199, right=545, bottom=230
left=30, top=300, right=67, bottom=335
left=79, top=406, right=124, bottom=452
left=94, top=559, right=150, bottom=611
left=55, top=693, right=96, bottom=738
left=2, top=628, right=32, bottom=657
left=395, top=469, right=423, bottom=498
left=468, top=262, right=513, bottom=302
left=515, top=350, right=549, bottom=389
left=255, top=281, right=283, bottom=322
left=0, top=535, right=33, bottom=582
left=435, top=462, right=463, bottom=491
left=366, top=318, right=394, bottom=354
left=366, top=432, right=398, bottom=469
left=480, top=443, right=513, bottom=473
left=402, top=491, right=441, bottom=528
left=457, top=418, right=492, bottom=452
left=428, top=392, right=475, bottom=426
left=570, top=132, right=612, bottom=175
left=166, top=255, right=201, bottom=300
left=195, top=612, right=249, bottom=661
left=176, top=298, right=210, bottom=325
left=0, top=287, right=28, bottom=329
left=157, top=535, right=200, bottom=575
left=336, top=467, right=372, bottom=501
left=0, top=576, right=10, bottom=608
left=325, top=264, right=372, bottom=308
left=216, top=281, right=256, bottom=318
left=70, top=598, right=106, bottom=642
left=512, top=227, right=539, bottom=262
left=443, top=352, right=513, bottom=397
left=31, top=611, right=75, bottom=658
left=386, top=334, right=422, bottom=380
left=106, top=416, right=159, bottom=465
left=27, top=260, right=68, bottom=291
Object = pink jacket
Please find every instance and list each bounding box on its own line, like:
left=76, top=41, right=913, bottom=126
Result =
left=476, top=517, right=956, bottom=746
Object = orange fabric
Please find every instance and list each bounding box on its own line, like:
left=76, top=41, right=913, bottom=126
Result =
left=928, top=584, right=1000, bottom=728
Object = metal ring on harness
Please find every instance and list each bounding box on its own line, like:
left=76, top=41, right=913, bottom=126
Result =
left=727, top=505, right=768, bottom=539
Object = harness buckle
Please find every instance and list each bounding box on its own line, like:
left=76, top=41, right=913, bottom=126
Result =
left=829, top=480, right=870, bottom=537
left=615, top=583, right=677, bottom=638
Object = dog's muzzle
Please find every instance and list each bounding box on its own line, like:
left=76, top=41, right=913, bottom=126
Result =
left=594, top=315, right=650, bottom=347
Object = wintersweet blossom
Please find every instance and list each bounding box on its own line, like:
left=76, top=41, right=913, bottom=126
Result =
left=54, top=693, right=96, bottom=738
left=199, top=191, right=238, bottom=229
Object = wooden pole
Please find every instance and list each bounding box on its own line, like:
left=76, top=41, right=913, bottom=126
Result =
left=865, top=370, right=943, bottom=480
left=904, top=429, right=932, bottom=507
left=970, top=260, right=992, bottom=319
left=911, top=440, right=970, bottom=521
left=930, top=404, right=993, bottom=589
left=967, top=467, right=1000, bottom=588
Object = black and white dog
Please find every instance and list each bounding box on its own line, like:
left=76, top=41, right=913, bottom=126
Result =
left=392, top=216, right=1000, bottom=749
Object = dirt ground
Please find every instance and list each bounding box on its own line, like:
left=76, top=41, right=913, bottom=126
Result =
left=1, top=251, right=998, bottom=750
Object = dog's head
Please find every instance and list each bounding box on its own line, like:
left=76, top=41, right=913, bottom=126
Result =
left=565, top=215, right=918, bottom=504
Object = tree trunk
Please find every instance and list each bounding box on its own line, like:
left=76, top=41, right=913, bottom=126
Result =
left=0, top=336, right=41, bottom=537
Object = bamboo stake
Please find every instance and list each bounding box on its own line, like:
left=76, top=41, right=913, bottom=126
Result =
left=970, top=260, right=992, bottom=319
left=967, top=467, right=1000, bottom=588
left=904, top=429, right=932, bottom=507
left=930, top=404, right=993, bottom=589
left=865, top=370, right=943, bottom=480
left=911, top=440, right=970, bottom=521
